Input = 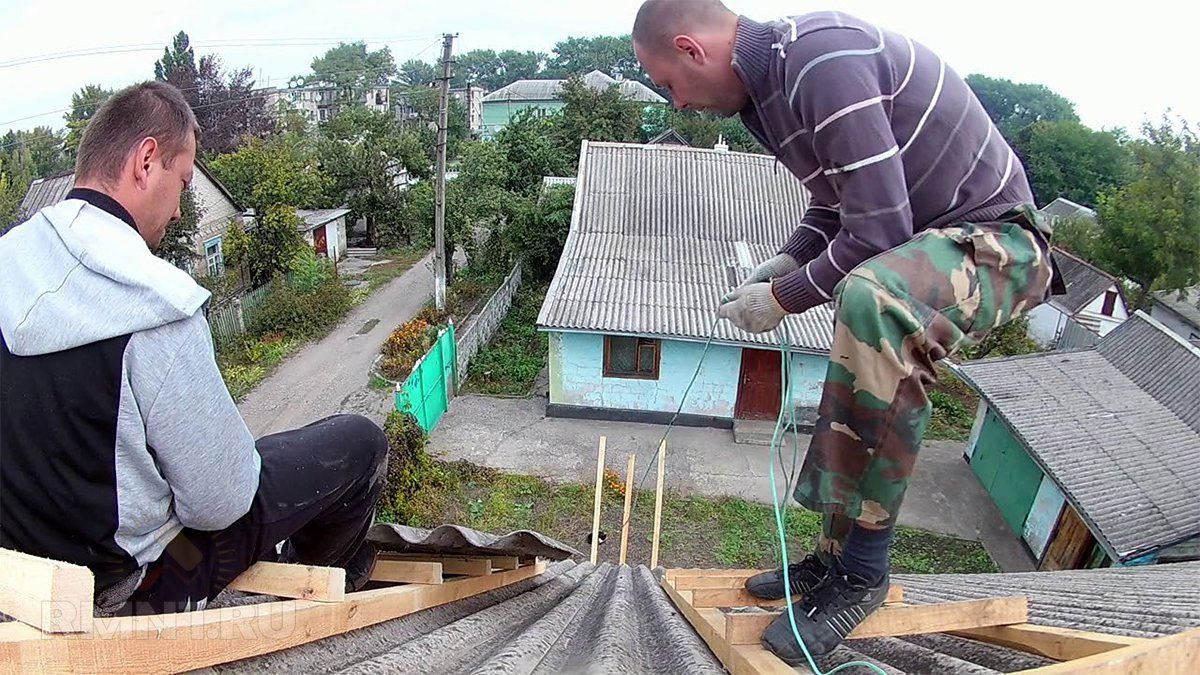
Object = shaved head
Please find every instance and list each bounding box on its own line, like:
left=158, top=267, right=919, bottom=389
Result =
left=632, top=0, right=747, bottom=116
left=633, top=0, right=735, bottom=55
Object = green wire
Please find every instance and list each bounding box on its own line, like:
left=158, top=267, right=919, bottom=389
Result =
left=767, top=321, right=887, bottom=675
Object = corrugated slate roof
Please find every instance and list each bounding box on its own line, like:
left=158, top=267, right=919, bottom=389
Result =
left=958, top=313, right=1200, bottom=561
left=17, top=171, right=74, bottom=218
left=367, top=523, right=583, bottom=560
left=537, top=141, right=835, bottom=352
left=1097, top=312, right=1200, bottom=433
left=1152, top=284, right=1200, bottom=332
left=1051, top=247, right=1120, bottom=315
left=482, top=70, right=666, bottom=105
left=1039, top=197, right=1095, bottom=221
left=296, top=207, right=351, bottom=232
left=213, top=559, right=1200, bottom=674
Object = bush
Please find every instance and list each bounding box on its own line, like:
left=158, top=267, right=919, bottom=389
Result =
left=247, top=274, right=354, bottom=340
left=960, top=316, right=1040, bottom=360
left=380, top=411, right=439, bottom=523
left=379, top=316, right=441, bottom=381
left=287, top=247, right=335, bottom=293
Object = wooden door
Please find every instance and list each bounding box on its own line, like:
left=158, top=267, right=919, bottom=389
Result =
left=313, top=226, right=328, bottom=257
left=1040, top=504, right=1096, bottom=571
left=734, top=349, right=782, bottom=420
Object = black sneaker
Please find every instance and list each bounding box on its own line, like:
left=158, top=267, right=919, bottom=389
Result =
left=743, top=553, right=829, bottom=600
left=343, top=542, right=379, bottom=593
left=761, top=569, right=890, bottom=662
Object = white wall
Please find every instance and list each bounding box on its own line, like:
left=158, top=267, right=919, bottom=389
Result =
left=1027, top=303, right=1067, bottom=347
left=1150, top=304, right=1200, bottom=344
left=191, top=165, right=243, bottom=276
left=1077, top=284, right=1129, bottom=337
left=1023, top=475, right=1066, bottom=560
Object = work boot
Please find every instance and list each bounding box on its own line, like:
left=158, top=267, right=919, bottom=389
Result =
left=743, top=553, right=829, bottom=600
left=343, top=542, right=379, bottom=593
left=761, top=568, right=890, bottom=663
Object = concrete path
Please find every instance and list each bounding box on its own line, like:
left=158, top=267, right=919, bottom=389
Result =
left=237, top=253, right=435, bottom=437
left=429, top=395, right=1037, bottom=572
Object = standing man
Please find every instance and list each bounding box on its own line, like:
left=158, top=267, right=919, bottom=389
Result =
left=0, top=81, right=386, bottom=616
left=633, top=1, right=1061, bottom=662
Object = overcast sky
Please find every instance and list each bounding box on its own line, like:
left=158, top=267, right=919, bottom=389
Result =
left=2, top=0, right=1196, bottom=136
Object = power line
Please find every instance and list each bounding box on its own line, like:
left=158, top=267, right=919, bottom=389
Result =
left=0, top=37, right=446, bottom=153
left=0, top=37, right=443, bottom=131
left=0, top=35, right=439, bottom=69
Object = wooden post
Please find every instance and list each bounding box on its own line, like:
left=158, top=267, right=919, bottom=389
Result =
left=650, top=440, right=667, bottom=569
left=590, top=436, right=607, bottom=564
left=226, top=561, right=346, bottom=602
left=619, top=453, right=636, bottom=565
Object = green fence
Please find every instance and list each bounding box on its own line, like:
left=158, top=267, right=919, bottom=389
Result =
left=394, top=324, right=457, bottom=432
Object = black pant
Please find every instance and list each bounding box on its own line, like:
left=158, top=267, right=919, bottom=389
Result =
left=120, top=414, right=388, bottom=615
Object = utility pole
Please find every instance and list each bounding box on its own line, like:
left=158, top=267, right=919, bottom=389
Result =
left=433, top=32, right=456, bottom=311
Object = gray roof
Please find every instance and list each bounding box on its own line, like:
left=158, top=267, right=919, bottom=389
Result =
left=957, top=312, right=1200, bottom=561
left=295, top=207, right=351, bottom=232
left=1051, top=247, right=1122, bottom=315
left=1039, top=196, right=1096, bottom=221
left=367, top=523, right=583, bottom=559
left=647, top=127, right=691, bottom=146
left=17, top=161, right=245, bottom=220
left=212, top=559, right=1200, bottom=674
left=482, top=69, right=666, bottom=105
left=541, top=175, right=576, bottom=190
left=17, top=171, right=74, bottom=218
left=1152, top=284, right=1200, bottom=332
left=537, top=141, right=835, bottom=352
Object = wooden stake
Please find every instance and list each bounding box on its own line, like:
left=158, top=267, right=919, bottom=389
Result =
left=369, top=560, right=443, bottom=585
left=226, top=561, right=345, bottom=602
left=378, top=554, right=492, bottom=576
left=0, top=547, right=93, bottom=633
left=619, top=453, right=636, bottom=565
left=721, top=596, right=1027, bottom=645
left=590, top=436, right=607, bottom=565
left=650, top=440, right=666, bottom=569
left=0, top=562, right=547, bottom=674
left=951, top=623, right=1148, bottom=661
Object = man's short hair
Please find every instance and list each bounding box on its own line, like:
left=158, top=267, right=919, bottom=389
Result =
left=633, top=0, right=733, bottom=52
left=75, top=81, right=201, bottom=184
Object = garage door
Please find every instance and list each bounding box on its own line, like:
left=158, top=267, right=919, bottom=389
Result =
left=971, top=410, right=1044, bottom=534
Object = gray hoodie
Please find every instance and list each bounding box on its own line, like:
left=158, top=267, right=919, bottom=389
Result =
left=0, top=196, right=261, bottom=603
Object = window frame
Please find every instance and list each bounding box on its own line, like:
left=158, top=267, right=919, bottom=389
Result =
left=603, top=335, right=661, bottom=380
left=204, top=237, right=224, bottom=277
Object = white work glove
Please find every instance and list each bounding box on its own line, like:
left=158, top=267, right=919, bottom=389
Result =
left=739, top=253, right=799, bottom=288
left=719, top=282, right=788, bottom=333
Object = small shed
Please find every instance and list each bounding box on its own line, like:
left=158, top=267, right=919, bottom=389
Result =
left=957, top=312, right=1200, bottom=569
left=537, top=141, right=835, bottom=429
left=296, top=207, right=351, bottom=261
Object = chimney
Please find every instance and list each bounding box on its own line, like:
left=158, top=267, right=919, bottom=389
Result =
left=714, top=134, right=728, bottom=152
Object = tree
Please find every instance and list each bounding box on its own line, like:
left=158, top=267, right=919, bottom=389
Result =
left=64, top=84, right=114, bottom=157
left=496, top=110, right=570, bottom=192
left=1013, top=120, right=1132, bottom=207
left=155, top=187, right=200, bottom=269
left=0, top=158, right=28, bottom=234
left=393, top=86, right=468, bottom=160
left=319, top=105, right=428, bottom=244
left=552, top=76, right=643, bottom=164
left=507, top=184, right=574, bottom=280
left=154, top=31, right=271, bottom=155
left=399, top=59, right=438, bottom=87
left=965, top=74, right=1079, bottom=140
left=1092, top=116, right=1200, bottom=306
left=544, top=35, right=649, bottom=86
left=0, top=128, right=70, bottom=181
left=209, top=134, right=335, bottom=283
left=308, top=42, right=397, bottom=97
left=666, top=109, right=763, bottom=153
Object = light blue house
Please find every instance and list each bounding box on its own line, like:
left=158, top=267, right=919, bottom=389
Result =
left=957, top=312, right=1200, bottom=570
left=536, top=141, right=835, bottom=429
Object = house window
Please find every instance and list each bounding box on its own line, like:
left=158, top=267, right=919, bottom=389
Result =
left=603, top=336, right=660, bottom=379
left=204, top=238, right=224, bottom=277
left=1101, top=290, right=1118, bottom=317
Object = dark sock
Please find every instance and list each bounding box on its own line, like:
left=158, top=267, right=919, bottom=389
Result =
left=839, top=523, right=894, bottom=585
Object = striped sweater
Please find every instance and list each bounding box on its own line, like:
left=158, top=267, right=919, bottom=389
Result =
left=732, top=13, right=1039, bottom=313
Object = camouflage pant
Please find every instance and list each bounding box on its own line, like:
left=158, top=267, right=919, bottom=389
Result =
left=796, top=206, right=1054, bottom=561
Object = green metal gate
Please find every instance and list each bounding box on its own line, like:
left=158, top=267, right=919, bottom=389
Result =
left=971, top=410, right=1044, bottom=534
left=394, top=324, right=457, bottom=432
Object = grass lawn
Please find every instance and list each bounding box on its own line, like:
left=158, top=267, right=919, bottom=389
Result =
left=395, top=460, right=998, bottom=574
left=461, top=282, right=549, bottom=396
left=926, top=364, right=980, bottom=441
